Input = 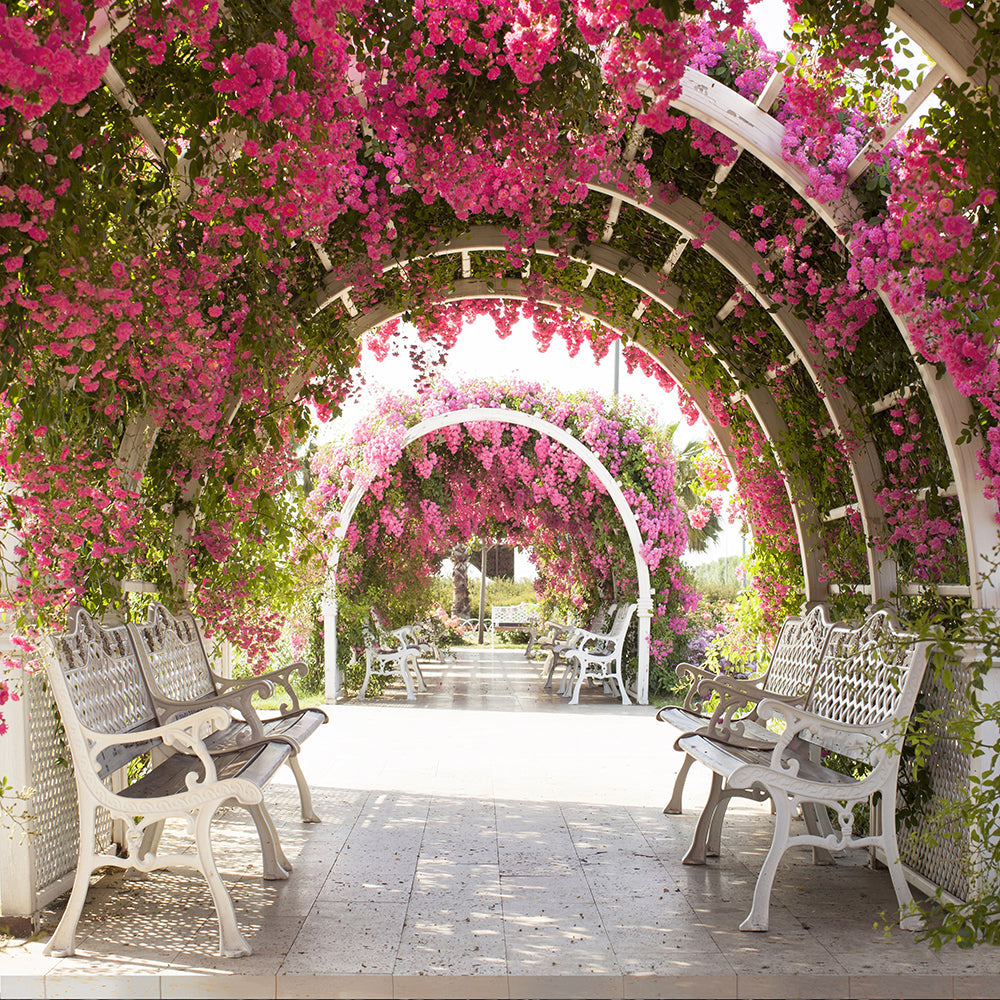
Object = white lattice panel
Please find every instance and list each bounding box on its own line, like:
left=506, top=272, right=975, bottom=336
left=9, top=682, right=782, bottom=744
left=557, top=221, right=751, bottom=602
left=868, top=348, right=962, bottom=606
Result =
left=25, top=667, right=114, bottom=905
left=898, top=655, right=978, bottom=902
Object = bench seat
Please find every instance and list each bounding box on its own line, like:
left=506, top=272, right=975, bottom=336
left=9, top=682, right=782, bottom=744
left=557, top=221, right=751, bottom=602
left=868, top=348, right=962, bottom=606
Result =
left=129, top=601, right=328, bottom=821
left=120, top=739, right=293, bottom=801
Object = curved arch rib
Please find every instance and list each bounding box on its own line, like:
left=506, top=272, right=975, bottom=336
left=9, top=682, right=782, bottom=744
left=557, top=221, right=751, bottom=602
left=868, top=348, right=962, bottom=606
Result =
left=323, top=406, right=656, bottom=703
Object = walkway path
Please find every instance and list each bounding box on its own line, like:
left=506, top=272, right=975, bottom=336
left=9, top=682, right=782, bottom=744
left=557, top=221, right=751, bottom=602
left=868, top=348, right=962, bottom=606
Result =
left=4, top=646, right=999, bottom=998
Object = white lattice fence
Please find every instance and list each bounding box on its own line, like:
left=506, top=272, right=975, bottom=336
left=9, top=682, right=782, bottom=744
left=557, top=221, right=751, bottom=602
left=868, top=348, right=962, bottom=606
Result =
left=1, top=663, right=114, bottom=925
left=895, top=652, right=1000, bottom=905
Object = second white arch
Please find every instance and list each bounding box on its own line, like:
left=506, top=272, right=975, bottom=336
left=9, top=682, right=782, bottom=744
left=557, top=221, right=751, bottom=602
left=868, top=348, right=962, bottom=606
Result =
left=322, top=406, right=655, bottom=705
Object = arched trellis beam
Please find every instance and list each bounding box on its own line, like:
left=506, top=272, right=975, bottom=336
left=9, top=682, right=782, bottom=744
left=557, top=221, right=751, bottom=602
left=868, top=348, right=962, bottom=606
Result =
left=667, top=68, right=995, bottom=604
left=313, top=216, right=892, bottom=604
left=85, top=12, right=988, bottom=604
left=163, top=59, right=987, bottom=606
left=888, top=1, right=988, bottom=91
left=323, top=406, right=655, bottom=704
left=583, top=190, right=897, bottom=600
left=342, top=277, right=827, bottom=605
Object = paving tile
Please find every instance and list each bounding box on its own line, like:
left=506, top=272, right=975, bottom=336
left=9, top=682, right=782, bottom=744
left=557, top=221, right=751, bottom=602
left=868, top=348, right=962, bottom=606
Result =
left=41, top=975, right=164, bottom=999
left=396, top=863, right=506, bottom=975
left=279, top=900, right=408, bottom=975
left=508, top=972, right=624, bottom=998
left=595, top=900, right=724, bottom=972
left=501, top=882, right=619, bottom=975
left=393, top=973, right=510, bottom=998
left=160, top=972, right=279, bottom=998
left=738, top=972, right=850, bottom=999
left=624, top=971, right=738, bottom=999
left=953, top=973, right=1000, bottom=998
left=276, top=973, right=392, bottom=998
left=846, top=973, right=957, bottom=998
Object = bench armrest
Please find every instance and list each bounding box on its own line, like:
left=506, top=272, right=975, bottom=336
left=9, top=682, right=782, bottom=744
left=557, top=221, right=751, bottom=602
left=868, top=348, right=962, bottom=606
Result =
left=567, top=626, right=613, bottom=651
left=156, top=682, right=273, bottom=741
left=757, top=698, right=905, bottom=764
left=216, top=662, right=309, bottom=716
left=675, top=661, right=729, bottom=711
left=79, top=706, right=233, bottom=782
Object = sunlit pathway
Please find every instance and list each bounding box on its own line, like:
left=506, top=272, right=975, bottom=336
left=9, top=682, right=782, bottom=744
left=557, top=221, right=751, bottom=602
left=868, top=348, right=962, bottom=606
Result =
left=6, top=647, right=1000, bottom=999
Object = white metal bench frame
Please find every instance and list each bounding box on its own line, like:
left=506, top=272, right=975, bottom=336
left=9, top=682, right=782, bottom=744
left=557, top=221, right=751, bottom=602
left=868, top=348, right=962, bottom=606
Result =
left=489, top=602, right=536, bottom=647
left=536, top=602, right=617, bottom=688
left=40, top=608, right=295, bottom=959
left=359, top=612, right=427, bottom=700
left=563, top=603, right=638, bottom=705
left=657, top=604, right=841, bottom=815
left=674, top=614, right=930, bottom=932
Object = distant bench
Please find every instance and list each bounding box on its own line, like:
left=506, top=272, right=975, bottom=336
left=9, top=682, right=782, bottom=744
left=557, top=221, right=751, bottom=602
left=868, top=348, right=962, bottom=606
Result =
left=490, top=602, right=536, bottom=644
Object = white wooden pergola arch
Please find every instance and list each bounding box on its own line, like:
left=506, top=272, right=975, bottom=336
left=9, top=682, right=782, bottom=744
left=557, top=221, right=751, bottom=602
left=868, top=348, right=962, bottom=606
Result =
left=302, top=51, right=994, bottom=610
left=321, top=406, right=655, bottom=704
left=314, top=213, right=891, bottom=608
left=94, top=0, right=996, bottom=627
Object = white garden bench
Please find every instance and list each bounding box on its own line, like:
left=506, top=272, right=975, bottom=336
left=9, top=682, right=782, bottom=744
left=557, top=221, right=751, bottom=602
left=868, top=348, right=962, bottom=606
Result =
left=40, top=607, right=299, bottom=958
left=490, top=602, right=536, bottom=646
left=533, top=601, right=617, bottom=686
left=562, top=602, right=637, bottom=705
left=657, top=603, right=840, bottom=815
left=670, top=611, right=930, bottom=932
left=358, top=612, right=428, bottom=700
left=128, top=601, right=329, bottom=823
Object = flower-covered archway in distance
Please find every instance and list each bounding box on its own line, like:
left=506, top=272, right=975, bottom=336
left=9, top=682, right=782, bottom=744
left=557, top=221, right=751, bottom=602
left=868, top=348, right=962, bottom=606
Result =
left=321, top=405, right=655, bottom=704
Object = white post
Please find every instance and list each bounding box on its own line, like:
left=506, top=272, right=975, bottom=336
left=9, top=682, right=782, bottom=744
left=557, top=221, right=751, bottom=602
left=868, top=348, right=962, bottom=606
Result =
left=636, top=593, right=654, bottom=706
left=323, top=594, right=340, bottom=704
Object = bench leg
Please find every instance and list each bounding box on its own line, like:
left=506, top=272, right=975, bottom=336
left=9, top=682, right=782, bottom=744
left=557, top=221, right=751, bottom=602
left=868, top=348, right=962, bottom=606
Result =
left=410, top=655, right=428, bottom=692
left=287, top=755, right=321, bottom=823
left=683, top=772, right=723, bottom=865
left=195, top=808, right=253, bottom=957
left=542, top=652, right=557, bottom=689
left=664, top=755, right=694, bottom=814
left=708, top=786, right=769, bottom=857
left=358, top=657, right=374, bottom=700
left=740, top=792, right=793, bottom=932
left=569, top=659, right=588, bottom=705
left=878, top=790, right=921, bottom=930
left=44, top=804, right=98, bottom=957
left=557, top=657, right=575, bottom=695
left=138, top=818, right=166, bottom=860
left=801, top=802, right=835, bottom=865
left=247, top=802, right=292, bottom=879
left=613, top=663, right=631, bottom=705
left=400, top=654, right=416, bottom=700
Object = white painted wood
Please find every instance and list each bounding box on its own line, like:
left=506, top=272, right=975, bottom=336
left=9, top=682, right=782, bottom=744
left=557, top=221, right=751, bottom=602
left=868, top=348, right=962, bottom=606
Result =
left=889, top=0, right=986, bottom=90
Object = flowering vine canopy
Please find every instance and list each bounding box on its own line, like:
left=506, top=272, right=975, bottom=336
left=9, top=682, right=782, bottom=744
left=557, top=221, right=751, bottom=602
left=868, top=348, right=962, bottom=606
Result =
left=307, top=378, right=726, bottom=694
left=1, top=0, right=999, bottom=733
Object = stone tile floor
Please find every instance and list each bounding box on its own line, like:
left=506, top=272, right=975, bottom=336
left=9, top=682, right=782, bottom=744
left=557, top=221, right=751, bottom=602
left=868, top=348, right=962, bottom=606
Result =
left=4, top=646, right=1000, bottom=998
